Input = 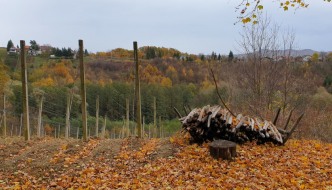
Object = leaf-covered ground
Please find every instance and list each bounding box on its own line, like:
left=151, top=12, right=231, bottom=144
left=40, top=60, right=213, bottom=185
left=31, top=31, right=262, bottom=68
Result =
left=0, top=135, right=331, bottom=189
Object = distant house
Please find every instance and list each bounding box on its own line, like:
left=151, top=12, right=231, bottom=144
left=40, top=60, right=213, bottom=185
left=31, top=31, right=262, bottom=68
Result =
left=302, top=55, right=311, bottom=62
left=40, top=45, right=52, bottom=53
left=7, top=47, right=18, bottom=54
left=27, top=46, right=42, bottom=56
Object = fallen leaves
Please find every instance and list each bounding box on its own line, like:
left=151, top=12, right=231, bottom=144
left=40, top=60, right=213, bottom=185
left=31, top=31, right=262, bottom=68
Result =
left=0, top=137, right=331, bottom=189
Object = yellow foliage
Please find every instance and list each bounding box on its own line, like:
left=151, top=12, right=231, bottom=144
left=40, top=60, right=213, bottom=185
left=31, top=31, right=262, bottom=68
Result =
left=0, top=62, right=10, bottom=94
left=32, top=76, right=55, bottom=87
left=161, top=77, right=172, bottom=87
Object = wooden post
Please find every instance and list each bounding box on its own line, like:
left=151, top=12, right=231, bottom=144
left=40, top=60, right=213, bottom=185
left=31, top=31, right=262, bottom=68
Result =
left=148, top=124, right=151, bottom=139
left=134, top=41, right=142, bottom=138
left=3, top=94, right=6, bottom=137
left=19, top=114, right=22, bottom=136
left=95, top=95, right=99, bottom=137
left=79, top=40, right=88, bottom=141
left=121, top=117, right=125, bottom=138
left=57, top=124, right=60, bottom=138
left=54, top=128, right=57, bottom=138
left=10, top=124, right=13, bottom=137
left=65, top=93, right=71, bottom=138
left=159, top=116, right=162, bottom=138
left=101, top=115, right=106, bottom=139
left=21, top=40, right=30, bottom=141
left=126, top=98, right=129, bottom=137
left=142, top=115, right=145, bottom=138
left=76, top=127, right=79, bottom=139
left=153, top=97, right=157, bottom=138
left=37, top=96, right=43, bottom=137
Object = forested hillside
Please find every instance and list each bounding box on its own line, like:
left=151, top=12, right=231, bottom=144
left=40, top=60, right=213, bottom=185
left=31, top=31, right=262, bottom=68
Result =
left=1, top=45, right=332, bottom=141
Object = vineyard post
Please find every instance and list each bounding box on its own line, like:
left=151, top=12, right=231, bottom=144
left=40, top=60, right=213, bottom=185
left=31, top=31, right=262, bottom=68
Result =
left=79, top=39, right=88, bottom=141
left=95, top=95, right=99, bottom=137
left=142, top=115, right=145, bottom=138
left=153, top=97, right=156, bottom=138
left=159, top=116, right=162, bottom=138
left=58, top=124, right=60, bottom=138
left=10, top=124, right=13, bottom=137
left=76, top=127, right=79, bottom=139
left=37, top=96, right=44, bottom=137
left=19, top=114, right=22, bottom=136
left=65, top=92, right=71, bottom=138
left=126, top=98, right=129, bottom=137
left=21, top=40, right=30, bottom=141
left=101, top=115, right=106, bottom=139
left=3, top=93, right=6, bottom=137
left=134, top=41, right=142, bottom=138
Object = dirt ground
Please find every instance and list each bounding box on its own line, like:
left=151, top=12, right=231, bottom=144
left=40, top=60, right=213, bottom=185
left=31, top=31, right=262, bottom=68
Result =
left=0, top=136, right=178, bottom=185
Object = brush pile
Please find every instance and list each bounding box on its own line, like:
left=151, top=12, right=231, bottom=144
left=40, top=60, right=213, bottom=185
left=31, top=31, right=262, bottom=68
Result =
left=180, top=105, right=285, bottom=145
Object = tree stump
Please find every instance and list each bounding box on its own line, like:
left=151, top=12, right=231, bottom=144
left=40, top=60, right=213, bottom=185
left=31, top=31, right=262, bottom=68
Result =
left=209, top=140, right=237, bottom=160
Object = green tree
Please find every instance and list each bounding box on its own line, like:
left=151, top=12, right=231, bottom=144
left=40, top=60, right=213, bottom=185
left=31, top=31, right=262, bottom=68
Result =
left=311, top=52, right=319, bottom=63
left=6, top=40, right=14, bottom=52
left=228, top=51, right=234, bottom=62
left=200, top=54, right=205, bottom=61
left=30, top=40, right=40, bottom=50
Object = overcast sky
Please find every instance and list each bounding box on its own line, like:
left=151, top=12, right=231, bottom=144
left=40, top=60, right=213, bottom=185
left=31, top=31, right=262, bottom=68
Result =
left=1, top=0, right=331, bottom=54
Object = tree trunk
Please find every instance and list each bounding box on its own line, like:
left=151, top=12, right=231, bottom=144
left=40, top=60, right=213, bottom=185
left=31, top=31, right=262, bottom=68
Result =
left=209, top=140, right=237, bottom=160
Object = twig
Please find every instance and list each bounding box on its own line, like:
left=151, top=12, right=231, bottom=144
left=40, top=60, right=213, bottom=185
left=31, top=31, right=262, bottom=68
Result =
left=283, top=112, right=304, bottom=144
left=209, top=68, right=236, bottom=117
left=273, top=107, right=281, bottom=125
left=173, top=107, right=182, bottom=118
left=283, top=109, right=294, bottom=130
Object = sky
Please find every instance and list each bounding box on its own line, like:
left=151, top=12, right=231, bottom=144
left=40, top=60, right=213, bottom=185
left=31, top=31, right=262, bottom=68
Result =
left=1, top=0, right=331, bottom=55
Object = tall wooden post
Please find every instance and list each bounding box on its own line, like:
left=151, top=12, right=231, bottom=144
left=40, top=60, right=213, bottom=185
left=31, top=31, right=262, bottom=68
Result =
left=126, top=98, right=129, bottom=137
left=159, top=116, right=162, bottom=138
left=153, top=97, right=157, bottom=138
left=79, top=40, right=88, bottom=141
left=58, top=124, right=60, bottom=138
left=95, top=95, right=99, bottom=137
left=142, top=115, right=145, bottom=138
left=101, top=115, right=106, bottom=139
left=21, top=40, right=30, bottom=141
left=19, top=114, right=22, bottom=136
left=76, top=127, right=79, bottom=139
left=134, top=41, right=142, bottom=138
left=65, top=93, right=71, bottom=138
left=37, top=96, right=43, bottom=137
left=3, top=94, right=6, bottom=137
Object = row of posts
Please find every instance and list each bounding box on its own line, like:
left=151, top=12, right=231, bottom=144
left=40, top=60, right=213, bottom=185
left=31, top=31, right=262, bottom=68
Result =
left=4, top=40, right=143, bottom=141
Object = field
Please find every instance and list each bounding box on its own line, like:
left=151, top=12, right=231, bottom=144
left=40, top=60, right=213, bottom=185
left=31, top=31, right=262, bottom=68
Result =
left=1, top=135, right=331, bottom=189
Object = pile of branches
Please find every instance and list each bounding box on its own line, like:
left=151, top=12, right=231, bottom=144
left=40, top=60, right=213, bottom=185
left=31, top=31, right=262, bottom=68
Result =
left=176, top=105, right=303, bottom=145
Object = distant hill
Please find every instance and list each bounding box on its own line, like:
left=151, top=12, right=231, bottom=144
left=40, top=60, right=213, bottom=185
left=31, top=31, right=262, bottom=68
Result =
left=235, top=49, right=331, bottom=58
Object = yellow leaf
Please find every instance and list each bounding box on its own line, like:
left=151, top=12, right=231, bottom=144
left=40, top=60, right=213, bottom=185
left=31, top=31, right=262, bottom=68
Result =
left=258, top=5, right=264, bottom=10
